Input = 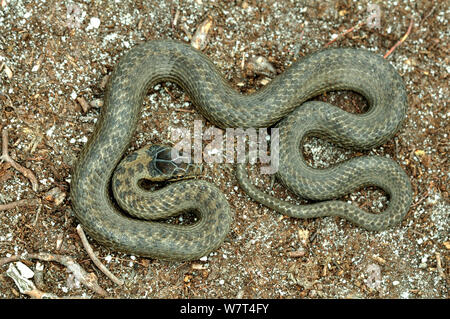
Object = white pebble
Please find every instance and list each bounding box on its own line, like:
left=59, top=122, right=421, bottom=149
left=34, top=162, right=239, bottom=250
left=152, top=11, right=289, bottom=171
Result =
left=15, top=262, right=34, bottom=279
left=46, top=126, right=55, bottom=137
left=86, top=17, right=101, bottom=31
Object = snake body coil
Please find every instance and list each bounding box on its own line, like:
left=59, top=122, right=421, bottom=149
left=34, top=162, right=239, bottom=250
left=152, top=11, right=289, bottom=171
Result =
left=71, top=40, right=412, bottom=260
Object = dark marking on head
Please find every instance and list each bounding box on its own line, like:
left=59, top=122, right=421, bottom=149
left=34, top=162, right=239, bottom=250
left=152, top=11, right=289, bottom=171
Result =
left=136, top=162, right=145, bottom=173
left=114, top=178, right=122, bottom=189
left=127, top=166, right=135, bottom=176
left=125, top=152, right=138, bottom=163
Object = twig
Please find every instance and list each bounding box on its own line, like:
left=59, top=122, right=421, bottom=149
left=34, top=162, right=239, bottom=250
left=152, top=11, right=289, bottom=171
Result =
left=76, top=224, right=124, bottom=286
left=0, top=255, right=21, bottom=267
left=299, top=29, right=305, bottom=43
left=411, top=190, right=429, bottom=208
left=435, top=252, right=446, bottom=279
left=175, top=108, right=195, bottom=113
left=164, top=86, right=180, bottom=101
left=0, top=198, right=39, bottom=211
left=76, top=96, right=91, bottom=113
left=6, top=261, right=89, bottom=299
left=288, top=250, right=306, bottom=258
left=383, top=19, right=414, bottom=59
left=324, top=21, right=366, bottom=48
left=0, top=252, right=108, bottom=296
left=172, top=8, right=180, bottom=29
left=408, top=229, right=426, bottom=237
left=419, top=4, right=438, bottom=26
left=0, top=128, right=39, bottom=192
left=32, top=204, right=42, bottom=226
left=6, top=262, right=59, bottom=299
left=28, top=252, right=108, bottom=296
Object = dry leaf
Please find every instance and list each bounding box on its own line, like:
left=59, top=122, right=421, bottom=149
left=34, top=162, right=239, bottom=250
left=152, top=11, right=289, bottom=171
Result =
left=191, top=16, right=213, bottom=50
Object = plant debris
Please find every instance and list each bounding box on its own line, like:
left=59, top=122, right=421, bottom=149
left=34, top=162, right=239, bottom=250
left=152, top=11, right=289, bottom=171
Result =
left=0, top=0, right=448, bottom=299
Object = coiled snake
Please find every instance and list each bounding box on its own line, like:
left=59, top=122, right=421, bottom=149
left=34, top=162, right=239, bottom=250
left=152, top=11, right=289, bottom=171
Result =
left=70, top=40, right=412, bottom=260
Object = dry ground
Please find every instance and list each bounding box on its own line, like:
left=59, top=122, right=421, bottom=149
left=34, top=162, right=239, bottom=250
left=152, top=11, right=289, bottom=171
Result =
left=0, top=0, right=448, bottom=298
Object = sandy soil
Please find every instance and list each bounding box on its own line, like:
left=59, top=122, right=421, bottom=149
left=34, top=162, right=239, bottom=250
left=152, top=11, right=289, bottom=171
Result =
left=0, top=0, right=448, bottom=298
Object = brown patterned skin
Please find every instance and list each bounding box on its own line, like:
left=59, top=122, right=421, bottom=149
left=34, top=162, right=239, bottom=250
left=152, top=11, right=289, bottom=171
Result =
left=70, top=40, right=412, bottom=260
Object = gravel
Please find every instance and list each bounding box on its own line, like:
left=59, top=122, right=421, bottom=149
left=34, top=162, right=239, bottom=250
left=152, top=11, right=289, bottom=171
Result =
left=0, top=0, right=448, bottom=298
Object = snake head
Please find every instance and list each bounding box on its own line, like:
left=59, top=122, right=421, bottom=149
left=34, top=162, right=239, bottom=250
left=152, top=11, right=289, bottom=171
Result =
left=145, top=144, right=202, bottom=182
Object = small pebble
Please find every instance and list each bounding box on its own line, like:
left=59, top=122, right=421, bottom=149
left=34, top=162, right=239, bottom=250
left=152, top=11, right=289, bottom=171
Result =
left=44, top=187, right=66, bottom=206
left=86, top=17, right=101, bottom=31
left=15, top=262, right=34, bottom=279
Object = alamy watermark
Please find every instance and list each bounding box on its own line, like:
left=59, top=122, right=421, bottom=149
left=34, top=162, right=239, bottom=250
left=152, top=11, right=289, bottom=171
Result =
left=170, top=120, right=279, bottom=174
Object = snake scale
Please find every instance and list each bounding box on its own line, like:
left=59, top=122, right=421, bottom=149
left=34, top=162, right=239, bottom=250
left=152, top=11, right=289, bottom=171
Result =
left=70, top=40, right=412, bottom=260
